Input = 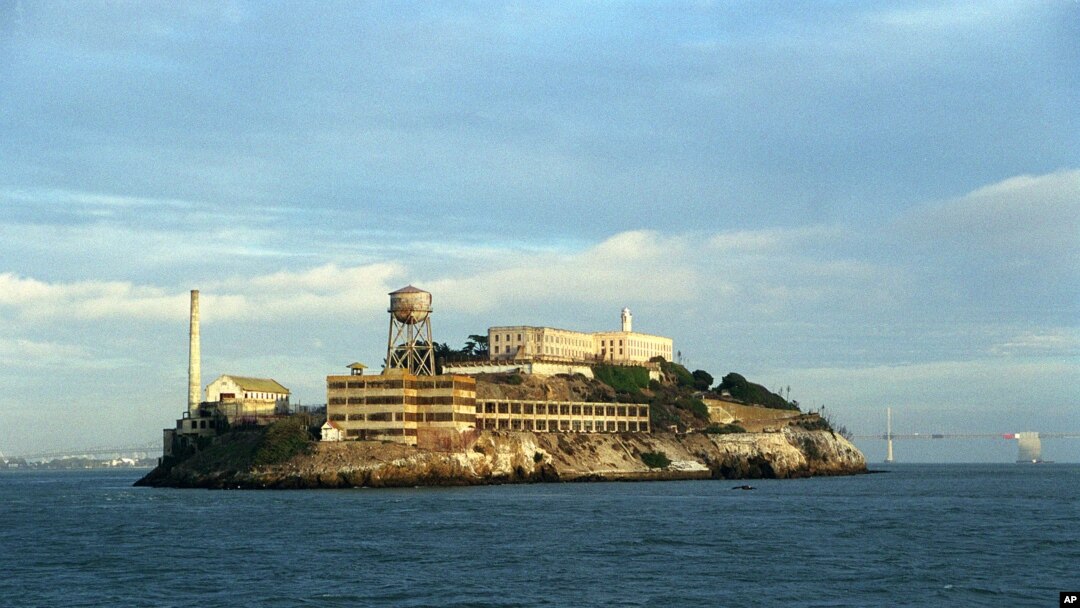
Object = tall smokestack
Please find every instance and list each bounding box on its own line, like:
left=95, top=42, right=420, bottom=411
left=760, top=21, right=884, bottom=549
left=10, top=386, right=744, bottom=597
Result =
left=188, top=289, right=201, bottom=415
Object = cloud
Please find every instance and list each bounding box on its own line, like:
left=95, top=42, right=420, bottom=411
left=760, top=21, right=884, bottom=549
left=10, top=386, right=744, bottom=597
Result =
left=892, top=169, right=1080, bottom=324
left=990, top=329, right=1080, bottom=358
left=0, top=337, right=86, bottom=366
left=203, top=262, right=406, bottom=321
left=0, top=262, right=406, bottom=324
left=904, top=169, right=1080, bottom=259
left=424, top=231, right=710, bottom=320
left=0, top=273, right=182, bottom=321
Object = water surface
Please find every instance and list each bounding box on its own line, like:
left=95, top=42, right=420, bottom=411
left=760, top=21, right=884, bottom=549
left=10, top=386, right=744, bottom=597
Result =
left=1, top=464, right=1076, bottom=607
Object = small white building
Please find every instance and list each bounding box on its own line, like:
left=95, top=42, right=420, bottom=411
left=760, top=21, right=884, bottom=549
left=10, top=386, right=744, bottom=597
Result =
left=320, top=420, right=345, bottom=442
left=206, top=375, right=290, bottom=419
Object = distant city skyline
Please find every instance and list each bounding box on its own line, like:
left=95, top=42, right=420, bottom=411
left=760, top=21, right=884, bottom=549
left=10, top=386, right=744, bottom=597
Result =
left=1, top=2, right=1077, bottom=461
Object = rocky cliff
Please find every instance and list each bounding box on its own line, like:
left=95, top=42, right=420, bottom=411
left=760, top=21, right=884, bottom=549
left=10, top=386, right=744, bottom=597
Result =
left=135, top=428, right=866, bottom=489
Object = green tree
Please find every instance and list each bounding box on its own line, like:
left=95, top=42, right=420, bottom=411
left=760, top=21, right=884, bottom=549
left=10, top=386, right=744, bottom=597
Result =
left=717, top=372, right=797, bottom=410
left=691, top=369, right=713, bottom=391
left=463, top=334, right=489, bottom=358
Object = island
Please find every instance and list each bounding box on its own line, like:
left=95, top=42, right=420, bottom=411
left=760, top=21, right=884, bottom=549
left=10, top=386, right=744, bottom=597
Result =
left=136, top=369, right=866, bottom=489
left=136, top=287, right=866, bottom=489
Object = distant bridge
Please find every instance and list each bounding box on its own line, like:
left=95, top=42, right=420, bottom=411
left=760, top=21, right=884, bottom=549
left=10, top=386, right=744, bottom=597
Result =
left=2, top=443, right=160, bottom=463
left=853, top=427, right=1080, bottom=462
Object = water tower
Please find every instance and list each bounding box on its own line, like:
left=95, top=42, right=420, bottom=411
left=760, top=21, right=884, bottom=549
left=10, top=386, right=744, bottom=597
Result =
left=385, top=285, right=436, bottom=376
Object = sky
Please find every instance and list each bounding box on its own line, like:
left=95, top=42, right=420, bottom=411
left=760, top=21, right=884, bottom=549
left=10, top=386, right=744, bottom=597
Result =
left=1, top=1, right=1077, bottom=462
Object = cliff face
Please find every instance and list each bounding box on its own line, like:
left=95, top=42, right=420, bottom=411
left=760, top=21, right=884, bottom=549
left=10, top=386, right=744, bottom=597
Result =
left=135, top=428, right=866, bottom=489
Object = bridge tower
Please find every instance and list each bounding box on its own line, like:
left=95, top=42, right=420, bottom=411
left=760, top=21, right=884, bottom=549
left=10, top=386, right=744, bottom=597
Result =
left=885, top=407, right=894, bottom=463
left=1015, top=432, right=1042, bottom=463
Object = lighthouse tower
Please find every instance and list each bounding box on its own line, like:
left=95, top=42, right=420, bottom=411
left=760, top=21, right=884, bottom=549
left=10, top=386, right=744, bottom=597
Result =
left=621, top=307, right=632, bottom=332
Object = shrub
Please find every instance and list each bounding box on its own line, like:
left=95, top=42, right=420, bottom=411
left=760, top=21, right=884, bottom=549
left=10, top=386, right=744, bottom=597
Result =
left=717, top=372, right=798, bottom=410
left=674, top=396, right=709, bottom=420
left=640, top=451, right=671, bottom=469
left=660, top=361, right=696, bottom=388
left=592, top=365, right=650, bottom=394
left=704, top=423, right=746, bottom=434
left=691, top=369, right=714, bottom=391
left=253, top=417, right=313, bottom=466
left=796, top=417, right=831, bottom=432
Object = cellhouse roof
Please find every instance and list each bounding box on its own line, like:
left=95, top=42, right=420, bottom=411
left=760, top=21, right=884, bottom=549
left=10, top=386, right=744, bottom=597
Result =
left=222, top=375, right=290, bottom=394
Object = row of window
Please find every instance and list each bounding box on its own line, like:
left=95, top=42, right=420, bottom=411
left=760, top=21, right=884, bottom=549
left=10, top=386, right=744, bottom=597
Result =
left=330, top=412, right=477, bottom=423
left=479, top=419, right=647, bottom=432
left=329, top=395, right=470, bottom=406
left=327, top=379, right=468, bottom=390
left=242, top=392, right=283, bottom=400
left=346, top=428, right=413, bottom=437
left=181, top=418, right=217, bottom=431
left=479, top=402, right=648, bottom=418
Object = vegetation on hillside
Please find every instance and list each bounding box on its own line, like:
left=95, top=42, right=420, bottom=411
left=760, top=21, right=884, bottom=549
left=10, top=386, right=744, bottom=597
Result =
left=716, top=372, right=798, bottom=411
left=253, top=417, right=315, bottom=466
left=592, top=365, right=650, bottom=394
left=640, top=451, right=671, bottom=469
left=703, top=423, right=747, bottom=434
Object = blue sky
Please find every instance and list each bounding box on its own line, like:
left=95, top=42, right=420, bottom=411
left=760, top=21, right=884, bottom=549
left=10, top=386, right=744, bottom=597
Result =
left=1, top=1, right=1077, bottom=461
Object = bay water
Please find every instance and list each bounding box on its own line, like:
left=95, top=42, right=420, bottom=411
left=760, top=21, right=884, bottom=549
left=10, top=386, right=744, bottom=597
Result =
left=1, top=464, right=1077, bottom=607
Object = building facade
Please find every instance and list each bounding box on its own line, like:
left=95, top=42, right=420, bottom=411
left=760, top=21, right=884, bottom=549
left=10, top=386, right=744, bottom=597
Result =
left=206, top=375, right=290, bottom=419
left=475, top=399, right=650, bottom=433
left=326, top=368, right=652, bottom=446
left=488, top=308, right=672, bottom=365
left=326, top=368, right=477, bottom=446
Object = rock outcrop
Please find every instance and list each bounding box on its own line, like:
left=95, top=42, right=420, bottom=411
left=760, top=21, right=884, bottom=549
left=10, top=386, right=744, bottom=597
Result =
left=135, top=428, right=866, bottom=489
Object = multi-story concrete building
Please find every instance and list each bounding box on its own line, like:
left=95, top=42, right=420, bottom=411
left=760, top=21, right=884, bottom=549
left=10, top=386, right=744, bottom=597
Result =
left=326, top=368, right=650, bottom=446
left=488, top=308, right=673, bottom=364
left=475, top=399, right=650, bottom=433
left=326, top=367, right=477, bottom=447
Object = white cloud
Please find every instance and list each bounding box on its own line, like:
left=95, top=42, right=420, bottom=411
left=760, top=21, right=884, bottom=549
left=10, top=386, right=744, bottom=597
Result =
left=202, top=262, right=406, bottom=321
left=0, top=273, right=182, bottom=321
left=990, top=329, right=1080, bottom=358
left=0, top=262, right=407, bottom=324
left=427, top=231, right=702, bottom=315
left=900, top=169, right=1080, bottom=262
left=0, top=337, right=86, bottom=364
